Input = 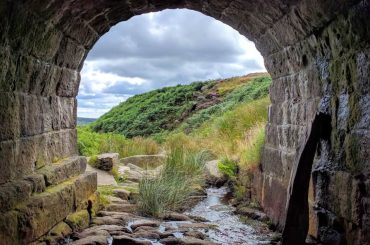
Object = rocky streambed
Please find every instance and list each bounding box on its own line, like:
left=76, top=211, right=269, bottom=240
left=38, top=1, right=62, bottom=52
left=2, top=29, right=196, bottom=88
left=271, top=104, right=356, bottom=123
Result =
left=65, top=155, right=279, bottom=245
left=67, top=187, right=278, bottom=245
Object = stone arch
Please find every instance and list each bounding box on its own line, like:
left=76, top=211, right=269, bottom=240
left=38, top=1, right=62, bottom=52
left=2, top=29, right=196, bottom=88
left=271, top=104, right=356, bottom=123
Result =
left=0, top=0, right=369, bottom=244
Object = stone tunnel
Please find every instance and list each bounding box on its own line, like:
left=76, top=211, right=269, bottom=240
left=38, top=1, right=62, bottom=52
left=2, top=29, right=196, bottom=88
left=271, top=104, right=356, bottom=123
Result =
left=0, top=0, right=369, bottom=244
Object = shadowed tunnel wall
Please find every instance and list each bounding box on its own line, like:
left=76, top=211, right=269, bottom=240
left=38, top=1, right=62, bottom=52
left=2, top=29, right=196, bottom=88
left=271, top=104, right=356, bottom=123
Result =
left=0, top=0, right=369, bottom=244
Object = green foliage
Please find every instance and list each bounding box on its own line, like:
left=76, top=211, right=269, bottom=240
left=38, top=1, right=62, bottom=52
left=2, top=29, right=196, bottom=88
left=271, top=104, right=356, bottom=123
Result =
left=77, top=126, right=159, bottom=158
left=91, top=81, right=215, bottom=137
left=138, top=144, right=209, bottom=217
left=180, top=76, right=271, bottom=132
left=89, top=74, right=271, bottom=138
left=218, top=158, right=238, bottom=178
left=88, top=155, right=98, bottom=167
left=240, top=125, right=266, bottom=168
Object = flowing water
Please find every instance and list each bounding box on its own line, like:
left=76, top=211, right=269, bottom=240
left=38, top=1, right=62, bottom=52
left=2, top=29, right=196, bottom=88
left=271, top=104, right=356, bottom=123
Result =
left=66, top=187, right=278, bottom=245
left=185, top=187, right=278, bottom=245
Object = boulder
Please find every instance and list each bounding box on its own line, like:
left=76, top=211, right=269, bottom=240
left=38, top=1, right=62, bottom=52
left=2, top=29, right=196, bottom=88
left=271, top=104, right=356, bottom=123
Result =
left=159, top=237, right=181, bottom=244
left=130, top=220, right=160, bottom=230
left=120, top=154, right=165, bottom=168
left=235, top=206, right=269, bottom=222
left=44, top=222, right=72, bottom=244
left=113, top=189, right=130, bottom=200
left=180, top=237, right=218, bottom=245
left=65, top=210, right=90, bottom=231
left=73, top=235, right=109, bottom=245
left=163, top=212, right=191, bottom=221
left=132, top=231, right=161, bottom=240
left=112, top=235, right=152, bottom=245
left=95, top=153, right=119, bottom=171
left=91, top=216, right=125, bottom=226
left=105, top=203, right=137, bottom=213
left=184, top=231, right=206, bottom=240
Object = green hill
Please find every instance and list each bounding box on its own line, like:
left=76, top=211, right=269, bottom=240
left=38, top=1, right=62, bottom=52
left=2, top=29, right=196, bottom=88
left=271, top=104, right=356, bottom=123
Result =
left=90, top=73, right=271, bottom=138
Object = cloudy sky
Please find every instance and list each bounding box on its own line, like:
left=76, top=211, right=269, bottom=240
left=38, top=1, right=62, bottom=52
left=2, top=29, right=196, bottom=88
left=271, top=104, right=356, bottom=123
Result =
left=78, top=9, right=266, bottom=118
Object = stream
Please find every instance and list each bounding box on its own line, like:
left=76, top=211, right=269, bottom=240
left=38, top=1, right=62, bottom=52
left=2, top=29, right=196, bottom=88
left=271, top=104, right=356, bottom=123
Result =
left=184, top=187, right=277, bottom=245
left=131, top=187, right=278, bottom=245
left=66, top=186, right=279, bottom=245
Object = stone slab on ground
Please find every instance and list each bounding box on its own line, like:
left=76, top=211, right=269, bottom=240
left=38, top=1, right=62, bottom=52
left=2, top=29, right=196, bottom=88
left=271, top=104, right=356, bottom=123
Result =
left=120, top=154, right=165, bottom=168
left=86, top=164, right=117, bottom=186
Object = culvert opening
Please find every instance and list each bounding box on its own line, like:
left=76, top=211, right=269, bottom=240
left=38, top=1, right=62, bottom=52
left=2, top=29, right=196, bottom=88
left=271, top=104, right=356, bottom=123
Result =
left=75, top=9, right=278, bottom=245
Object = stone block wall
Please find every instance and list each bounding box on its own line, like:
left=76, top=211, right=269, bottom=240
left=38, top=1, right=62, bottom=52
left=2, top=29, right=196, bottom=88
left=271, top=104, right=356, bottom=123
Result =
left=0, top=0, right=369, bottom=244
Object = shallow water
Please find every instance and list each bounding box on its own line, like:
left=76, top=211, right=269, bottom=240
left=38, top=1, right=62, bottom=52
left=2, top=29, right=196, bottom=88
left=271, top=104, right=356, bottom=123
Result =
left=66, top=187, right=277, bottom=245
left=185, top=187, right=276, bottom=245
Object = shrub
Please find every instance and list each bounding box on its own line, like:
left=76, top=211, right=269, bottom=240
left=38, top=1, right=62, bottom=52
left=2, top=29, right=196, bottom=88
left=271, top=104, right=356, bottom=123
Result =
left=88, top=155, right=98, bottom=167
left=138, top=144, right=209, bottom=217
left=218, top=158, right=238, bottom=179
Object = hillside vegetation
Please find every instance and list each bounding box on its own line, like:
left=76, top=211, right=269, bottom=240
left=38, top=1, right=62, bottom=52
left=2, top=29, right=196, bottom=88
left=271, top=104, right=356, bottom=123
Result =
left=91, top=73, right=270, bottom=138
left=78, top=72, right=272, bottom=215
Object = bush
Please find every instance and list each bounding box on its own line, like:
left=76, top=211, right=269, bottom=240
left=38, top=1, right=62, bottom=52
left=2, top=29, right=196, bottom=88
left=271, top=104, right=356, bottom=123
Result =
left=218, top=158, right=238, bottom=179
left=138, top=144, right=209, bottom=217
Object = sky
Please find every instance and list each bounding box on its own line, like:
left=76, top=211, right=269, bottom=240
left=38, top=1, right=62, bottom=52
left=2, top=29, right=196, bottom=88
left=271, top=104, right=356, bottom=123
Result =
left=78, top=9, right=266, bottom=118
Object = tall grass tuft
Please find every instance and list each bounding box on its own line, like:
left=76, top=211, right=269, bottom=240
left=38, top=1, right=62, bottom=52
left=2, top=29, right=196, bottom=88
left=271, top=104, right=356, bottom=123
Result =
left=138, top=141, right=209, bottom=217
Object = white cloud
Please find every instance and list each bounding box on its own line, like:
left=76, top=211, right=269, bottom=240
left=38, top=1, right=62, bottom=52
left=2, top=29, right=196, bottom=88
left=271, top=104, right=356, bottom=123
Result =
left=78, top=9, right=266, bottom=118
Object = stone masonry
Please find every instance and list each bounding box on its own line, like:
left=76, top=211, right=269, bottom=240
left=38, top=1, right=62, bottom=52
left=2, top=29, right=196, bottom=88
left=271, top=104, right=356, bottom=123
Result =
left=0, top=0, right=369, bottom=244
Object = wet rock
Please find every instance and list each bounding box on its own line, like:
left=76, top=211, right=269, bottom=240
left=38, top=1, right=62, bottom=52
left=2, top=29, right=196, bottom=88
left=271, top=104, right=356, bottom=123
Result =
left=180, top=237, right=218, bottom=245
left=65, top=210, right=90, bottom=231
left=77, top=225, right=131, bottom=239
left=72, top=229, right=110, bottom=240
left=130, top=220, right=160, bottom=230
left=159, top=237, right=181, bottom=244
left=133, top=226, right=159, bottom=233
left=113, top=189, right=130, bottom=200
left=91, top=216, right=125, bottom=226
left=108, top=196, right=129, bottom=204
left=112, top=235, right=152, bottom=245
left=188, top=215, right=209, bottom=222
left=44, top=222, right=72, bottom=244
left=73, top=235, right=109, bottom=245
left=132, top=231, right=160, bottom=240
left=96, top=153, right=119, bottom=171
left=235, top=206, right=269, bottom=222
left=105, top=203, right=137, bottom=213
left=97, top=211, right=136, bottom=219
left=91, top=225, right=131, bottom=233
left=205, top=160, right=227, bottom=187
left=163, top=212, right=191, bottom=221
left=184, top=231, right=206, bottom=240
left=178, top=223, right=214, bottom=230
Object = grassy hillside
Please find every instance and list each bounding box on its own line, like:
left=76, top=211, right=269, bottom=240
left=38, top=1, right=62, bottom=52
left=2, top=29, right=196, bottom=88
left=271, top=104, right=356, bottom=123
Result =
left=91, top=73, right=271, bottom=138
left=79, top=72, right=272, bottom=215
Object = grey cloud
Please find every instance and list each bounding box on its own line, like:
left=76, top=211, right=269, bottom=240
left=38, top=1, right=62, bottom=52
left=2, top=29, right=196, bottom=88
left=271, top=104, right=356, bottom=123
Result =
left=78, top=9, right=265, bottom=118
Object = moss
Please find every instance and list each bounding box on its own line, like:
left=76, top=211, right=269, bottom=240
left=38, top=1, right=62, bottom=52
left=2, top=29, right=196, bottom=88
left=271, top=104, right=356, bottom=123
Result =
left=65, top=210, right=89, bottom=231
left=35, top=155, right=46, bottom=169
left=111, top=165, right=123, bottom=182
left=88, top=155, right=98, bottom=167
left=344, top=134, right=363, bottom=174
left=49, top=222, right=72, bottom=236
